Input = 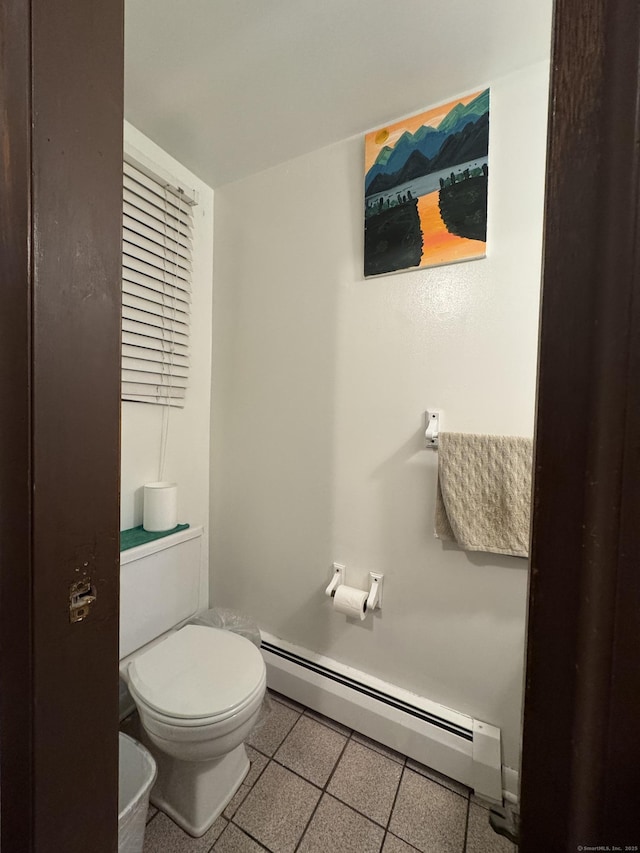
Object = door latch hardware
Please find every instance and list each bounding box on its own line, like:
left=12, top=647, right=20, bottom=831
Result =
left=69, top=578, right=96, bottom=623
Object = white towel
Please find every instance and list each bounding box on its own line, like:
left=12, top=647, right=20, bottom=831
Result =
left=435, top=432, right=532, bottom=558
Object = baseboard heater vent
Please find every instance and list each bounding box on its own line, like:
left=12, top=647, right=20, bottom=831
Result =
left=260, top=632, right=505, bottom=803
left=262, top=640, right=472, bottom=742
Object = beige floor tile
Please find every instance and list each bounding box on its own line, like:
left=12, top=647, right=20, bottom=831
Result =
left=382, top=833, right=421, bottom=852
left=465, top=803, right=515, bottom=853
left=303, top=708, right=353, bottom=736
left=120, top=711, right=142, bottom=740
left=275, top=715, right=347, bottom=786
left=327, top=739, right=403, bottom=826
left=245, top=746, right=269, bottom=787
left=388, top=769, right=467, bottom=853
left=268, top=689, right=305, bottom=712
left=143, top=812, right=227, bottom=852
left=406, top=758, right=471, bottom=798
left=223, top=782, right=251, bottom=819
left=297, top=794, right=384, bottom=853
left=352, top=732, right=406, bottom=765
left=234, top=761, right=321, bottom=853
left=213, top=822, right=266, bottom=852
left=246, top=698, right=301, bottom=756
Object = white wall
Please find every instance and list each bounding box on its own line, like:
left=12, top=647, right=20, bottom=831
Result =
left=210, top=61, right=549, bottom=771
left=121, top=122, right=214, bottom=598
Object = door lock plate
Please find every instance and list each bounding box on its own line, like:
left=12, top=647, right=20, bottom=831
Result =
left=69, top=578, right=96, bottom=623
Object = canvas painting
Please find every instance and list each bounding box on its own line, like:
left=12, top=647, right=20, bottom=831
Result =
left=364, top=88, right=489, bottom=277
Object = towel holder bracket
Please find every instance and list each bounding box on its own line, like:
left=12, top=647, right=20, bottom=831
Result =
left=425, top=411, right=439, bottom=449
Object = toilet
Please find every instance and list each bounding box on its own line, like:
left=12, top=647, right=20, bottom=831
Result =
left=119, top=526, right=267, bottom=837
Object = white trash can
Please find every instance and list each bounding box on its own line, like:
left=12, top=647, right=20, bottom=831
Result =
left=118, top=732, right=157, bottom=853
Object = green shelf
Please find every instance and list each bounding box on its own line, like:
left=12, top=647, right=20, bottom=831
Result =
left=120, top=523, right=190, bottom=552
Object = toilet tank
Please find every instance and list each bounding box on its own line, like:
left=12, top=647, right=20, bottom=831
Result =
left=120, top=526, right=203, bottom=659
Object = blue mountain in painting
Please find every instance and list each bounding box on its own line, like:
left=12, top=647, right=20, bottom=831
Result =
left=365, top=162, right=393, bottom=191
left=386, top=128, right=447, bottom=173
left=430, top=112, right=489, bottom=172
left=375, top=145, right=394, bottom=165
left=365, top=112, right=489, bottom=196
left=365, top=89, right=489, bottom=194
left=366, top=127, right=447, bottom=191
left=436, top=88, right=490, bottom=134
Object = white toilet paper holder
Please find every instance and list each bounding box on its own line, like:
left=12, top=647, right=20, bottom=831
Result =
left=367, top=572, right=384, bottom=611
left=325, top=563, right=345, bottom=597
left=325, top=564, right=384, bottom=611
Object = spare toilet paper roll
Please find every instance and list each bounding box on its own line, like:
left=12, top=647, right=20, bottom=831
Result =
left=332, top=584, right=368, bottom=620
left=143, top=481, right=178, bottom=532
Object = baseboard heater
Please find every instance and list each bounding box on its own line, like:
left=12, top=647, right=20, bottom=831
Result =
left=260, top=632, right=504, bottom=803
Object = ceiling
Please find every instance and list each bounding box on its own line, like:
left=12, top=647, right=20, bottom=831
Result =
left=125, top=0, right=553, bottom=188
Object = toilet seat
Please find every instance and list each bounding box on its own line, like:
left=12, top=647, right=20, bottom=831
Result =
left=128, top=624, right=266, bottom=725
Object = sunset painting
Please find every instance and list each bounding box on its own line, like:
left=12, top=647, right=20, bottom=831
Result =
left=364, top=89, right=489, bottom=277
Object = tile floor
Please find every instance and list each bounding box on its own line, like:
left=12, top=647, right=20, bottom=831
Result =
left=140, top=691, right=516, bottom=853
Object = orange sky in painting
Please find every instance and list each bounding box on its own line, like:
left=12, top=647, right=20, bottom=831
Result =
left=417, top=190, right=485, bottom=267
left=364, top=91, right=482, bottom=173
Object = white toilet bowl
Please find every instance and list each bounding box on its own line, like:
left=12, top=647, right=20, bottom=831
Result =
left=126, top=624, right=266, bottom=837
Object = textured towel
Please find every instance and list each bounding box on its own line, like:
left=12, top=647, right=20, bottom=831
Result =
left=435, top=433, right=532, bottom=558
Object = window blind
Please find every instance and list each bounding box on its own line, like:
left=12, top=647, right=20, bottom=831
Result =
left=121, top=157, right=196, bottom=407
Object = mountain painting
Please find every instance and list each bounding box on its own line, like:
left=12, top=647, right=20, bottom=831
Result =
left=364, top=88, right=490, bottom=277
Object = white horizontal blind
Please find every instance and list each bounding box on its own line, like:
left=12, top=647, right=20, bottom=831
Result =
left=122, top=158, right=197, bottom=407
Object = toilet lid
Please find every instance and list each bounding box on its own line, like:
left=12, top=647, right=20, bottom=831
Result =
left=128, top=625, right=265, bottom=720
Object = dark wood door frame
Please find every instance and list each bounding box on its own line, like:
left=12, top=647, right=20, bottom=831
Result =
left=2, top=0, right=640, bottom=850
left=521, top=0, right=640, bottom=848
left=0, top=1, right=123, bottom=851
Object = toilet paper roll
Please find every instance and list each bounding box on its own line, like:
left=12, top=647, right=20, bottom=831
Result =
left=332, top=584, right=368, bottom=620
left=143, top=481, right=178, bottom=532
